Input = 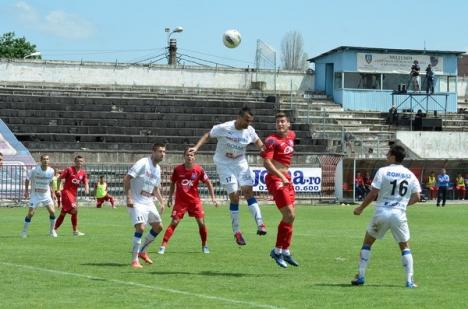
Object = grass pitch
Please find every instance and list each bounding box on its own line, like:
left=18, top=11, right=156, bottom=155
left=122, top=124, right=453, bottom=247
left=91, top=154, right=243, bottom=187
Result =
left=1, top=202, right=467, bottom=308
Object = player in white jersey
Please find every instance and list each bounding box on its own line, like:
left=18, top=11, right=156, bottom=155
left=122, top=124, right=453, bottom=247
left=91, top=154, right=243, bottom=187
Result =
left=189, top=106, right=266, bottom=246
left=123, top=143, right=166, bottom=269
left=21, top=154, right=57, bottom=238
left=351, top=145, right=421, bottom=288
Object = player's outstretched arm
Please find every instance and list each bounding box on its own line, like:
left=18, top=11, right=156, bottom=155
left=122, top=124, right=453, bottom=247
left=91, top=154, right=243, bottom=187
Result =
left=24, top=179, right=30, bottom=199
left=123, top=174, right=134, bottom=207
left=167, top=182, right=175, bottom=208
left=255, top=137, right=265, bottom=153
left=408, top=192, right=421, bottom=206
left=354, top=187, right=379, bottom=215
left=189, top=132, right=211, bottom=153
left=153, top=186, right=165, bottom=214
left=263, top=158, right=289, bottom=184
left=205, top=179, right=219, bottom=207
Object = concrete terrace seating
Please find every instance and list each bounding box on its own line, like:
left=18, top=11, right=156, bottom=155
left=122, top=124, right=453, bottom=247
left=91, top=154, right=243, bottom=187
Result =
left=0, top=88, right=327, bottom=154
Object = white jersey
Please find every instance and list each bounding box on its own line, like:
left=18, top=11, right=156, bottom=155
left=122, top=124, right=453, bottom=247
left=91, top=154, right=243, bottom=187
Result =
left=372, top=164, right=421, bottom=211
left=210, top=120, right=259, bottom=164
left=127, top=157, right=161, bottom=206
left=27, top=166, right=54, bottom=199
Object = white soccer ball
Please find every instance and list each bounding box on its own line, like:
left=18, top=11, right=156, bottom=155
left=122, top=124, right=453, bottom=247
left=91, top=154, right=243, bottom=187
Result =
left=223, top=29, right=241, bottom=48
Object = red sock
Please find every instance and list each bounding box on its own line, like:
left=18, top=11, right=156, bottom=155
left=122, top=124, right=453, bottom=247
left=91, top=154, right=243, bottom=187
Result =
left=71, top=213, right=78, bottom=231
left=199, top=225, right=207, bottom=246
left=276, top=221, right=287, bottom=249
left=54, top=212, right=66, bottom=229
left=282, top=222, right=293, bottom=250
left=162, top=224, right=177, bottom=245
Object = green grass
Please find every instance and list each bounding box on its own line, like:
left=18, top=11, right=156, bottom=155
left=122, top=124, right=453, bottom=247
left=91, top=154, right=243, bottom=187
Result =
left=1, top=202, right=467, bottom=308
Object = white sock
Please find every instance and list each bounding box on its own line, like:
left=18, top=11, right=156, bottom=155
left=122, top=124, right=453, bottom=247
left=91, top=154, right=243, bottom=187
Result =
left=274, top=247, right=283, bottom=255
left=247, top=200, right=263, bottom=226
left=140, top=230, right=158, bottom=253
left=401, top=249, right=414, bottom=282
left=131, top=234, right=142, bottom=261
left=230, top=210, right=240, bottom=233
left=283, top=249, right=291, bottom=256
left=358, top=246, right=371, bottom=278
left=49, top=218, right=56, bottom=233
left=23, top=218, right=31, bottom=233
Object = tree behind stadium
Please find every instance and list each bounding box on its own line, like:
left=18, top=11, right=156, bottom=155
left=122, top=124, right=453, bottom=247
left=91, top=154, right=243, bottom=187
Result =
left=0, top=32, right=40, bottom=59
left=280, top=31, right=308, bottom=71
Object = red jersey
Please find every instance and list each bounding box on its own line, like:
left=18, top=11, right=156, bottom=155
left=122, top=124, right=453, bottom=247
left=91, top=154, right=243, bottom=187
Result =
left=261, top=130, right=296, bottom=167
left=61, top=166, right=88, bottom=195
left=171, top=164, right=209, bottom=205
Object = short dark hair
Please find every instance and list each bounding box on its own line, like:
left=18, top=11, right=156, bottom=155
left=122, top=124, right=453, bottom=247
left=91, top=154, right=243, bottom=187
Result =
left=40, top=154, right=49, bottom=160
left=275, top=111, right=289, bottom=120
left=0, top=152, right=3, bottom=157
left=152, top=143, right=166, bottom=151
left=389, top=145, right=406, bottom=163
left=183, top=147, right=192, bottom=155
left=74, top=155, right=84, bottom=161
left=99, top=175, right=105, bottom=179
left=239, top=106, right=253, bottom=117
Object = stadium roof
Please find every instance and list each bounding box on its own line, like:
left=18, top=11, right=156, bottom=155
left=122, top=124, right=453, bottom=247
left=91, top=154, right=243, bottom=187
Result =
left=308, top=46, right=466, bottom=62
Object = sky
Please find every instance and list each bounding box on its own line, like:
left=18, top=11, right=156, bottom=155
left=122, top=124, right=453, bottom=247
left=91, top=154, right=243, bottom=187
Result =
left=0, top=0, right=467, bottom=68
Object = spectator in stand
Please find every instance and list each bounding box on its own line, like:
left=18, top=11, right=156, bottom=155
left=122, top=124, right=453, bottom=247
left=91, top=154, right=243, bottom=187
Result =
left=436, top=169, right=449, bottom=207
left=454, top=173, right=465, bottom=200
left=387, top=105, right=398, bottom=125
left=464, top=173, right=468, bottom=200
left=409, top=60, right=420, bottom=91
left=425, top=64, right=434, bottom=94
left=363, top=172, right=373, bottom=195
left=355, top=171, right=366, bottom=201
left=426, top=171, right=437, bottom=200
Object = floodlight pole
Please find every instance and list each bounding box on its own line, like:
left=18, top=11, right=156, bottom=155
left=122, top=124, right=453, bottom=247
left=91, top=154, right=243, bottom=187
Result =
left=166, top=27, right=183, bottom=65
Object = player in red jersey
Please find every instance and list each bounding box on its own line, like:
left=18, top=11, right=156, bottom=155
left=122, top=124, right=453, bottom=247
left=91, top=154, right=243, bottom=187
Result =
left=158, top=149, right=219, bottom=254
left=54, top=155, right=89, bottom=236
left=261, top=112, right=299, bottom=268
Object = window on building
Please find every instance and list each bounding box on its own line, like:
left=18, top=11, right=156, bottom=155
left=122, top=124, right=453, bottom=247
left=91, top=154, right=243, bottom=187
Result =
left=344, top=73, right=380, bottom=89
left=382, top=74, right=409, bottom=91
left=334, top=72, right=342, bottom=89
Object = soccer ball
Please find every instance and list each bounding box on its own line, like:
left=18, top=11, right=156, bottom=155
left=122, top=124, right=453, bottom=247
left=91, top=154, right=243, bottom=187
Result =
left=223, top=29, right=241, bottom=48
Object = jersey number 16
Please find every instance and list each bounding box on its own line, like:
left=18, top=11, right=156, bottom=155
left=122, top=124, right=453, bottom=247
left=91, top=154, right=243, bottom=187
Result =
left=390, top=179, right=408, bottom=196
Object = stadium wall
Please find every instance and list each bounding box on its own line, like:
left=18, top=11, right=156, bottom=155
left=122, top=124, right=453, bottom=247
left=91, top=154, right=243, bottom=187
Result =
left=0, top=59, right=314, bottom=93
left=396, top=131, right=468, bottom=159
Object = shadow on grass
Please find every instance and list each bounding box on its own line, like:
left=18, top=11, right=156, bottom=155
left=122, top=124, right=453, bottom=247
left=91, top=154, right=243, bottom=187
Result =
left=314, top=283, right=401, bottom=288
left=149, top=270, right=268, bottom=277
left=81, top=262, right=128, bottom=267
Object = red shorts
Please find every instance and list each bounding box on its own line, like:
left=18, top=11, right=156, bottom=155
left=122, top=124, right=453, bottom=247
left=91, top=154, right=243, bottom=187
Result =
left=265, top=173, right=295, bottom=208
left=171, top=201, right=204, bottom=220
left=61, top=190, right=78, bottom=213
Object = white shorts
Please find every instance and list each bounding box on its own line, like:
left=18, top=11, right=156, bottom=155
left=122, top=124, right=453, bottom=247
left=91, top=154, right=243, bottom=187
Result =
left=128, top=203, right=162, bottom=226
left=29, top=195, right=54, bottom=209
left=215, top=161, right=253, bottom=194
left=367, top=208, right=410, bottom=243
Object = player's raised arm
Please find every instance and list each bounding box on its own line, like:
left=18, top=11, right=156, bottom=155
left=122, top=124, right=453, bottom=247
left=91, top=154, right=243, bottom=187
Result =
left=189, top=132, right=211, bottom=153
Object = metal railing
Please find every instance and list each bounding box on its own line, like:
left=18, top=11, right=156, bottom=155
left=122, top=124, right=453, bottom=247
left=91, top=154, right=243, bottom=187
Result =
left=1, top=160, right=342, bottom=206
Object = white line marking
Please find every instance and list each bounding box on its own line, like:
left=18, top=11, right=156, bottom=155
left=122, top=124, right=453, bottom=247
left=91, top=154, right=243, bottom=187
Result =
left=1, top=262, right=282, bottom=309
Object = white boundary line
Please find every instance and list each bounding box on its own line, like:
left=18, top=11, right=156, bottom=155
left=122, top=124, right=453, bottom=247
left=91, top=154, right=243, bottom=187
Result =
left=1, top=262, right=282, bottom=309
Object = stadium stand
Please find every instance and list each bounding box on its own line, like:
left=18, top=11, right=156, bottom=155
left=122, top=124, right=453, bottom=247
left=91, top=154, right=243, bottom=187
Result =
left=0, top=84, right=329, bottom=157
